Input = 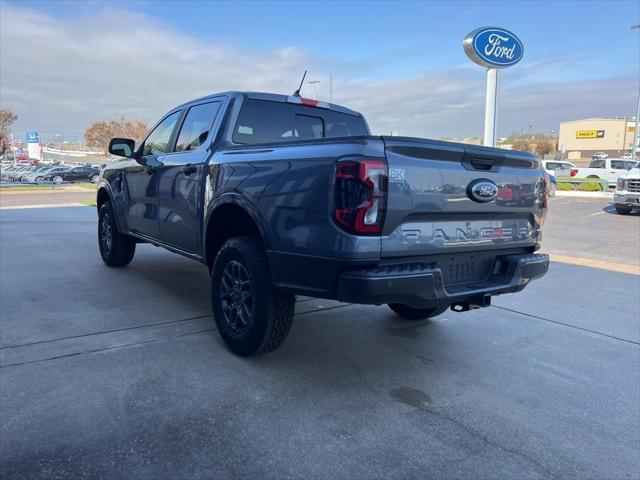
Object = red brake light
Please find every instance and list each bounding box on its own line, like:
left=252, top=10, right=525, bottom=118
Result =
left=287, top=95, right=330, bottom=109
left=334, top=158, right=388, bottom=235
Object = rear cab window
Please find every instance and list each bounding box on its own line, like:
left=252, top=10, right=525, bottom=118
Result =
left=174, top=102, right=221, bottom=152
left=233, top=99, right=368, bottom=145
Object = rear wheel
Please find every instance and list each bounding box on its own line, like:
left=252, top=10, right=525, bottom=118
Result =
left=91, top=174, right=99, bottom=183
left=388, top=303, right=449, bottom=320
left=35, top=176, right=43, bottom=182
left=98, top=201, right=135, bottom=267
left=53, top=175, right=63, bottom=184
left=211, top=236, right=295, bottom=356
left=615, top=204, right=633, bottom=215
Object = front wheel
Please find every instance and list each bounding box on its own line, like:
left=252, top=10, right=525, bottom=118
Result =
left=35, top=176, right=43, bottom=183
left=615, top=204, right=633, bottom=215
left=98, top=202, right=136, bottom=267
left=388, top=303, right=449, bottom=320
left=53, top=175, right=63, bottom=184
left=211, top=236, right=295, bottom=356
left=91, top=174, right=99, bottom=183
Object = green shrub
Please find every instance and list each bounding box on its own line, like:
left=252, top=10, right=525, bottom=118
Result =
left=580, top=182, right=603, bottom=191
left=556, top=177, right=606, bottom=192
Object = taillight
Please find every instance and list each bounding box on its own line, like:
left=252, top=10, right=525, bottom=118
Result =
left=570, top=168, right=578, bottom=177
left=334, top=158, right=388, bottom=235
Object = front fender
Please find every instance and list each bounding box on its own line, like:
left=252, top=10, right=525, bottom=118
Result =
left=96, top=181, right=126, bottom=233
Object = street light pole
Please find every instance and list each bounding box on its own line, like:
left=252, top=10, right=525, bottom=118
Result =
left=308, top=80, right=320, bottom=100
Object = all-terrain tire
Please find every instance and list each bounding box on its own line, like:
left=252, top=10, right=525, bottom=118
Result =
left=98, top=201, right=136, bottom=267
left=211, top=236, right=295, bottom=356
left=615, top=204, right=633, bottom=215
left=388, top=303, right=449, bottom=320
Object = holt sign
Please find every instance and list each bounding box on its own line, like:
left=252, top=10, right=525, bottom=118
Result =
left=463, top=27, right=524, bottom=68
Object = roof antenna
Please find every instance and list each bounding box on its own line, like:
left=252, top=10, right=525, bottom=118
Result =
left=292, top=70, right=307, bottom=97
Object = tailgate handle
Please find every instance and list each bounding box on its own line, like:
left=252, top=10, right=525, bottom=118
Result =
left=470, top=157, right=495, bottom=170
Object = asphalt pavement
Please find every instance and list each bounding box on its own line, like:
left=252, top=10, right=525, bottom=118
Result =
left=0, top=200, right=639, bottom=479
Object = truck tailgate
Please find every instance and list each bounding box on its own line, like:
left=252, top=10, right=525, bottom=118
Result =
left=381, top=137, right=546, bottom=261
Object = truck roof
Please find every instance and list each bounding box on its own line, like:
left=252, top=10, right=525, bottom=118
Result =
left=175, top=91, right=364, bottom=117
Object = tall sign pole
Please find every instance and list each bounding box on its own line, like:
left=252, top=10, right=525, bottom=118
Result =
left=483, top=68, right=500, bottom=147
left=463, top=27, right=524, bottom=147
left=632, top=24, right=640, bottom=163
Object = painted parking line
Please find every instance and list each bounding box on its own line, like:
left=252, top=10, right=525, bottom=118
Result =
left=549, top=252, right=640, bottom=276
left=588, top=205, right=616, bottom=216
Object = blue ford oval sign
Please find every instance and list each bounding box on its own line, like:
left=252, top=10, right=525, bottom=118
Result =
left=463, top=27, right=523, bottom=68
left=467, top=179, right=499, bottom=203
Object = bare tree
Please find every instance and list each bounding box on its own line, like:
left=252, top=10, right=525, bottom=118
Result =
left=511, top=139, right=531, bottom=152
left=84, top=119, right=148, bottom=152
left=0, top=109, right=18, bottom=155
left=535, top=139, right=554, bottom=157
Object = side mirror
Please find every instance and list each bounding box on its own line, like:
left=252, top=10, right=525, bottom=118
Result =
left=108, top=138, right=136, bottom=158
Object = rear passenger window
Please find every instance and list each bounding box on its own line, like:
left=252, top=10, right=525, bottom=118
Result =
left=233, top=99, right=368, bottom=145
left=174, top=102, right=221, bottom=152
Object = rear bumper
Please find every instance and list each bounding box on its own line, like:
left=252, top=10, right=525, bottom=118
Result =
left=336, top=253, right=549, bottom=308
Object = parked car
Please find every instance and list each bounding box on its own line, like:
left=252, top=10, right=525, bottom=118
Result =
left=39, top=166, right=100, bottom=184
left=96, top=91, right=549, bottom=356
left=18, top=165, right=52, bottom=182
left=592, top=152, right=608, bottom=160
left=613, top=163, right=640, bottom=215
left=577, top=158, right=636, bottom=186
left=26, top=166, right=71, bottom=183
left=548, top=174, right=557, bottom=197
left=541, top=160, right=577, bottom=177
left=0, top=164, right=20, bottom=180
left=2, top=164, right=32, bottom=181
left=620, top=153, right=632, bottom=160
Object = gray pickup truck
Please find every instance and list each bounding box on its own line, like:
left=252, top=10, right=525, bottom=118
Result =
left=97, top=91, right=549, bottom=356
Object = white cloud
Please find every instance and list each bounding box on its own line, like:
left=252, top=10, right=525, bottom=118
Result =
left=0, top=3, right=636, bottom=141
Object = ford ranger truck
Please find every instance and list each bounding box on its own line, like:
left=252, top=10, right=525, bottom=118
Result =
left=97, top=92, right=549, bottom=356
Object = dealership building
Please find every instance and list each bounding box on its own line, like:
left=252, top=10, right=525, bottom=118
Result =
left=558, top=118, right=638, bottom=160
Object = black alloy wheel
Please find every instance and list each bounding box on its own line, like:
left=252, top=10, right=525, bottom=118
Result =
left=219, top=260, right=254, bottom=334
left=98, top=201, right=136, bottom=267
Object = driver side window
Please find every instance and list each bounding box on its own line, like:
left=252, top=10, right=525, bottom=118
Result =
left=142, top=111, right=181, bottom=156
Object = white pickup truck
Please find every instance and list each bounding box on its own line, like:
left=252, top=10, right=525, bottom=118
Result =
left=577, top=158, right=636, bottom=187
left=613, top=163, right=640, bottom=214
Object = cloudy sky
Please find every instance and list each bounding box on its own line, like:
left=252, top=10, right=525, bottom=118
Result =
left=1, top=0, right=638, bottom=141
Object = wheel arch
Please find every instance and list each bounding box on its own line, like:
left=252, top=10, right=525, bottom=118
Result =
left=203, top=196, right=271, bottom=269
left=96, top=184, right=126, bottom=233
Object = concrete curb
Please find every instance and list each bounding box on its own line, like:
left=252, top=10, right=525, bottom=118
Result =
left=0, top=203, right=86, bottom=210
left=554, top=190, right=613, bottom=199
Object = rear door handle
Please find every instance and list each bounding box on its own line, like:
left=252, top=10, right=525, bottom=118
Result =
left=182, top=164, right=197, bottom=175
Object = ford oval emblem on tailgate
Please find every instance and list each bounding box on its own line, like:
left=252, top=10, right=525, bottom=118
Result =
left=468, top=179, right=498, bottom=203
